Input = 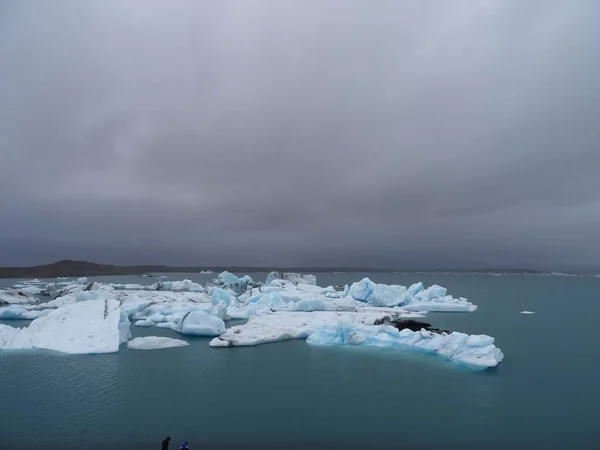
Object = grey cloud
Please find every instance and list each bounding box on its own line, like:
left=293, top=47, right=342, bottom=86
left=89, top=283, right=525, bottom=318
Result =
left=1, top=0, right=600, bottom=270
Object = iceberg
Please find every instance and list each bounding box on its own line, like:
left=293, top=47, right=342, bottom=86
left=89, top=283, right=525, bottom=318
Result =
left=15, top=286, right=43, bottom=295
left=216, top=271, right=252, bottom=293
left=211, top=288, right=234, bottom=306
left=0, top=306, right=51, bottom=320
left=209, top=311, right=396, bottom=347
left=403, top=296, right=476, bottom=312
left=27, top=299, right=122, bottom=354
left=119, top=311, right=132, bottom=344
left=176, top=311, right=226, bottom=336
left=307, top=323, right=504, bottom=369
left=520, top=311, right=535, bottom=314
left=164, top=279, right=204, bottom=292
left=265, top=272, right=317, bottom=286
left=127, top=336, right=189, bottom=350
left=0, top=324, right=34, bottom=349
left=0, top=299, right=123, bottom=354
left=348, top=278, right=411, bottom=307
left=0, top=289, right=39, bottom=305
left=77, top=277, right=88, bottom=284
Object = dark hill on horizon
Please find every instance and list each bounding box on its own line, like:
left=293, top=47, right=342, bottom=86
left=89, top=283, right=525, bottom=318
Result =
left=0, top=259, right=549, bottom=278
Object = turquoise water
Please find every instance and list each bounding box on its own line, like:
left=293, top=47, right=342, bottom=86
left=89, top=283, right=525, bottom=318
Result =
left=1, top=273, right=599, bottom=449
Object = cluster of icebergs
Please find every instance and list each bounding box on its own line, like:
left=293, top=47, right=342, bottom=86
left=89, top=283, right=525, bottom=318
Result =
left=0, top=272, right=503, bottom=369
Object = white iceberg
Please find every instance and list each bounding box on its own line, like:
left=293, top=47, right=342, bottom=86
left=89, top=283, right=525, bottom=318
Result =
left=0, top=299, right=124, bottom=354
left=403, top=296, right=476, bottom=313
left=307, top=323, right=504, bottom=369
left=176, top=311, right=226, bottom=336
left=265, top=271, right=317, bottom=286
left=216, top=271, right=252, bottom=293
left=209, top=311, right=400, bottom=347
left=27, top=299, right=123, bottom=354
left=13, top=286, right=43, bottom=295
left=127, top=336, right=189, bottom=350
left=164, top=279, right=205, bottom=292
left=77, top=277, right=88, bottom=284
left=0, top=324, right=34, bottom=349
left=520, top=310, right=535, bottom=314
left=0, top=289, right=39, bottom=305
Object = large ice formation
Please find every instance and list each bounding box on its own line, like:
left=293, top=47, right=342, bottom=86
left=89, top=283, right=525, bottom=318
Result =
left=307, top=322, right=504, bottom=369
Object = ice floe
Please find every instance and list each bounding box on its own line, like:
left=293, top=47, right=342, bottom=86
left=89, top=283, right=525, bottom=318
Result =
left=209, top=311, right=412, bottom=347
left=0, top=299, right=122, bottom=354
left=520, top=311, right=535, bottom=314
left=307, top=322, right=504, bottom=369
left=127, top=336, right=189, bottom=350
left=0, top=289, right=39, bottom=305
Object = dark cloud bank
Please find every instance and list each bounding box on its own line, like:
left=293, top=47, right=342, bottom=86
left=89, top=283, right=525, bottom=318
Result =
left=1, top=0, right=599, bottom=270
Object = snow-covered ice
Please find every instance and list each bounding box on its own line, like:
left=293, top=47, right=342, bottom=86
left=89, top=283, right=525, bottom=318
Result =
left=127, top=336, right=189, bottom=350
left=265, top=271, right=317, bottom=285
left=0, top=324, right=34, bottom=349
left=209, top=311, right=409, bottom=347
left=307, top=322, right=504, bottom=369
left=28, top=299, right=122, bottom=354
left=0, top=299, right=123, bottom=354
left=176, top=311, right=226, bottom=336
left=0, top=289, right=39, bottom=305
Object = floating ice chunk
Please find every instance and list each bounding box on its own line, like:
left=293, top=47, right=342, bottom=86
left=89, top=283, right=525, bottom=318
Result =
left=120, top=294, right=152, bottom=318
left=0, top=324, right=34, bottom=349
left=414, top=285, right=447, bottom=301
left=408, top=282, right=424, bottom=296
left=164, top=279, right=204, bottom=292
left=16, top=286, right=43, bottom=295
left=520, top=311, right=535, bottom=314
left=209, top=311, right=390, bottom=347
left=0, top=299, right=122, bottom=354
left=211, top=288, right=233, bottom=306
left=348, top=278, right=375, bottom=302
left=77, top=277, right=88, bottom=284
left=0, top=289, right=39, bottom=305
left=0, top=306, right=51, bottom=320
left=216, top=271, right=252, bottom=293
left=265, top=272, right=317, bottom=286
left=119, top=311, right=132, bottom=344
left=404, top=296, right=477, bottom=312
left=348, top=278, right=410, bottom=307
left=177, top=311, right=226, bottom=336
left=112, top=283, right=146, bottom=290
left=127, top=336, right=189, bottom=350
left=307, top=323, right=503, bottom=369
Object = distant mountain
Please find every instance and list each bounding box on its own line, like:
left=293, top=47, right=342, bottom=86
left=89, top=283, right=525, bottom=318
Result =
left=0, top=259, right=553, bottom=278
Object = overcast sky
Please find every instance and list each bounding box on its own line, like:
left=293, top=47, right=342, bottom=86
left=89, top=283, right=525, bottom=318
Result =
left=1, top=0, right=599, bottom=270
